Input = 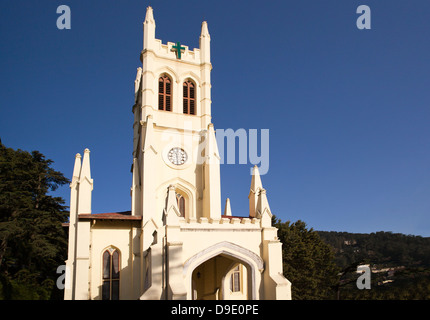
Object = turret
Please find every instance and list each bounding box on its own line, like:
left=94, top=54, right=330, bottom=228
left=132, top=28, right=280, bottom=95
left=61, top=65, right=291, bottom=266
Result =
left=64, top=152, right=81, bottom=300
left=199, top=21, right=210, bottom=64
left=224, top=198, right=232, bottom=216
left=143, top=6, right=155, bottom=51
left=64, top=148, right=93, bottom=300
left=77, top=148, right=93, bottom=214
left=199, top=21, right=212, bottom=129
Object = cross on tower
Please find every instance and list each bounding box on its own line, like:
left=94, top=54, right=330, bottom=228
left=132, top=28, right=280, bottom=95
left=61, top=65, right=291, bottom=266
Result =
left=171, top=42, right=185, bottom=59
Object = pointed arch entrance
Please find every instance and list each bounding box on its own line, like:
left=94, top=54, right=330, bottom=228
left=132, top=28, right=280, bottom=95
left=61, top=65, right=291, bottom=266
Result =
left=183, top=242, right=264, bottom=300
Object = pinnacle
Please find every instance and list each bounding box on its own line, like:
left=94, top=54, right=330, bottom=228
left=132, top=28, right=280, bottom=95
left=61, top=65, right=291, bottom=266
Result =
left=250, top=165, right=263, bottom=192
left=144, top=6, right=155, bottom=24
left=200, top=21, right=210, bottom=38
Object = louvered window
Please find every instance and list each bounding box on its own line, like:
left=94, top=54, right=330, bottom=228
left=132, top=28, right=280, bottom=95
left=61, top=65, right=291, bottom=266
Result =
left=183, top=80, right=196, bottom=115
left=158, top=75, right=172, bottom=111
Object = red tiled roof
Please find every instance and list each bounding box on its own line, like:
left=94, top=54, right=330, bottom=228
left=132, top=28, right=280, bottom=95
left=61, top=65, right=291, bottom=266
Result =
left=78, top=211, right=141, bottom=221
left=221, top=215, right=251, bottom=219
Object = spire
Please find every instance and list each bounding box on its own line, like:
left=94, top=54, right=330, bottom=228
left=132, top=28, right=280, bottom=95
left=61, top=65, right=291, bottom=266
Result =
left=199, top=21, right=211, bottom=64
left=71, top=153, right=81, bottom=184
left=199, top=21, right=212, bottom=127
left=80, top=148, right=91, bottom=181
left=144, top=6, right=155, bottom=24
left=250, top=165, right=263, bottom=193
left=65, top=152, right=82, bottom=300
left=200, top=21, right=210, bottom=39
left=77, top=148, right=93, bottom=214
left=143, top=6, right=156, bottom=50
left=224, top=198, right=232, bottom=216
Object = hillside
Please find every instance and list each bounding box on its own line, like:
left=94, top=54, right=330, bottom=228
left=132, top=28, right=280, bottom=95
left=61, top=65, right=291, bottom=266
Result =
left=317, top=230, right=430, bottom=299
left=317, top=230, right=430, bottom=268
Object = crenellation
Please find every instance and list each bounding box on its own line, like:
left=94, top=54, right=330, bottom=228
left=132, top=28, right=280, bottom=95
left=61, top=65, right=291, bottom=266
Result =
left=180, top=216, right=262, bottom=232
left=241, top=218, right=251, bottom=225
left=230, top=218, right=241, bottom=224
left=220, top=217, right=230, bottom=224
left=209, top=218, right=220, bottom=224
left=198, top=217, right=208, bottom=224
left=251, top=218, right=260, bottom=225
left=151, top=39, right=201, bottom=63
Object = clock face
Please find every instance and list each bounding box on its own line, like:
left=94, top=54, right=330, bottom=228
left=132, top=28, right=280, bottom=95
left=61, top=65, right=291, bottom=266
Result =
left=168, top=147, right=188, bottom=165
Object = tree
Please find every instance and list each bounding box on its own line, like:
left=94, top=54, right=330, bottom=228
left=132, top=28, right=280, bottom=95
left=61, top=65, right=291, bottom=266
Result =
left=0, top=141, right=69, bottom=299
left=273, top=218, right=339, bottom=299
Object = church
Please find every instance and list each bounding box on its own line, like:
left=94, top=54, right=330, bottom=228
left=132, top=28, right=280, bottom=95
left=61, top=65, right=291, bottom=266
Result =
left=64, top=7, right=291, bottom=300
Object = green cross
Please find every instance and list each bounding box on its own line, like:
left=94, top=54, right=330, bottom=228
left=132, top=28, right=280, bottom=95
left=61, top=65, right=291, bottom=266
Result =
left=171, top=42, right=185, bottom=59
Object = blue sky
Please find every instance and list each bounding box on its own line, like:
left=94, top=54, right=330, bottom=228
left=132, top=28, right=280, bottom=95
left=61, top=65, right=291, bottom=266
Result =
left=1, top=1, right=429, bottom=236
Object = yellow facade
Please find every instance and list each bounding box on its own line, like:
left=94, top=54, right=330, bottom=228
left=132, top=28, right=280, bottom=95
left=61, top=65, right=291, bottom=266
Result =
left=64, top=7, right=291, bottom=300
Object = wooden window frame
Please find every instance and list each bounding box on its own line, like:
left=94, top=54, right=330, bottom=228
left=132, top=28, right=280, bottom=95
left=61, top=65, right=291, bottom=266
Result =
left=158, top=74, right=172, bottom=111
left=102, top=248, right=120, bottom=300
left=183, top=79, right=196, bottom=115
left=230, top=265, right=241, bottom=293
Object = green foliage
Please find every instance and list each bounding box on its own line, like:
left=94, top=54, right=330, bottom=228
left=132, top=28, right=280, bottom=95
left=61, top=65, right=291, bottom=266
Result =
left=335, top=268, right=430, bottom=300
left=317, top=230, right=430, bottom=299
left=273, top=218, right=430, bottom=300
left=0, top=269, right=54, bottom=300
left=317, top=231, right=430, bottom=269
left=0, top=141, right=70, bottom=299
left=273, top=217, right=339, bottom=299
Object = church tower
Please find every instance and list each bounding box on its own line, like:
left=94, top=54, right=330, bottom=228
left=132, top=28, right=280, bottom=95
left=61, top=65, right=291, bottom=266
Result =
left=131, top=6, right=220, bottom=223
left=65, top=6, right=291, bottom=300
left=131, top=6, right=223, bottom=299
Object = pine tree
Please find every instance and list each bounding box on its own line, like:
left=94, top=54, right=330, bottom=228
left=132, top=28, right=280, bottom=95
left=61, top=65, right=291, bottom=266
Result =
left=273, top=218, right=339, bottom=299
left=0, top=141, right=69, bottom=299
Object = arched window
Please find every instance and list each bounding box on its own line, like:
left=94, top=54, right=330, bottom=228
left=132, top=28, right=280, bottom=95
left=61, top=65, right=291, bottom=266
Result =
left=183, top=80, right=196, bottom=115
left=159, top=74, right=172, bottom=111
left=176, top=193, right=185, bottom=217
left=102, top=248, right=120, bottom=300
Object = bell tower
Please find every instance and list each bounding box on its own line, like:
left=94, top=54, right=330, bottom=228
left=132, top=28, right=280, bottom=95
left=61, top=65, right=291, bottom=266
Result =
left=131, top=6, right=221, bottom=229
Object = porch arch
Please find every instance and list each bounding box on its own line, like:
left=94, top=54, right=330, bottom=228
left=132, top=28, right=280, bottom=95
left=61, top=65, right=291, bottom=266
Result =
left=183, top=242, right=264, bottom=300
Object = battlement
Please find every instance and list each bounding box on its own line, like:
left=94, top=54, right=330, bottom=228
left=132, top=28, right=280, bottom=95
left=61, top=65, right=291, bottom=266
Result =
left=151, top=39, right=201, bottom=64
left=179, top=215, right=262, bottom=231
left=142, top=6, right=208, bottom=65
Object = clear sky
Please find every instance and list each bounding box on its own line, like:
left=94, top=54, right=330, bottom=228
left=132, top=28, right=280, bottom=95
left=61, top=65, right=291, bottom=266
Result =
left=1, top=1, right=429, bottom=237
